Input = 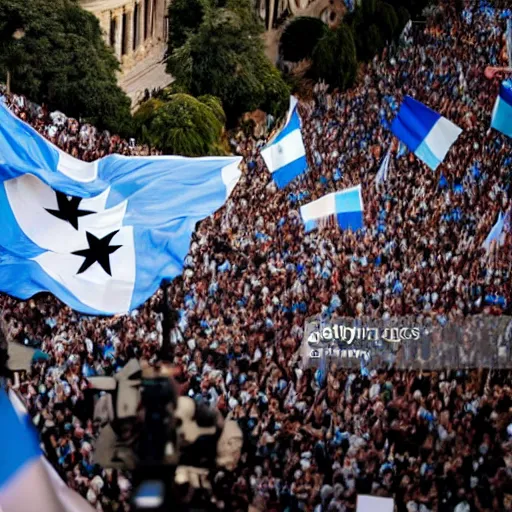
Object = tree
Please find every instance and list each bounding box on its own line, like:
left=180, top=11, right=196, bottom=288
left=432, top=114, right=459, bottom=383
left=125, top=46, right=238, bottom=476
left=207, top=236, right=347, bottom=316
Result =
left=0, top=0, right=132, bottom=135
left=167, top=2, right=289, bottom=123
left=167, top=0, right=206, bottom=51
left=134, top=93, right=227, bottom=156
left=376, top=1, right=399, bottom=42
left=396, top=5, right=411, bottom=33
left=311, top=24, right=357, bottom=91
left=279, top=17, right=327, bottom=62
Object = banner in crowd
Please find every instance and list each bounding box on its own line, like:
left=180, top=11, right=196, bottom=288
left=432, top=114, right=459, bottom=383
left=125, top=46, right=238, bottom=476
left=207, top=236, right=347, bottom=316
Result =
left=491, top=79, right=512, bottom=138
left=356, top=496, right=394, bottom=512
left=300, top=185, right=364, bottom=233
left=261, top=96, right=308, bottom=189
left=0, top=389, right=94, bottom=512
left=302, top=314, right=512, bottom=371
left=391, top=96, right=462, bottom=170
left=0, top=99, right=241, bottom=315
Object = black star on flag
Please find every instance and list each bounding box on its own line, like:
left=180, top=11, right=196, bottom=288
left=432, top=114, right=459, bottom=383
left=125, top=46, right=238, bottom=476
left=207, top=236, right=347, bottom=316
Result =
left=72, top=231, right=122, bottom=276
left=46, top=191, right=95, bottom=230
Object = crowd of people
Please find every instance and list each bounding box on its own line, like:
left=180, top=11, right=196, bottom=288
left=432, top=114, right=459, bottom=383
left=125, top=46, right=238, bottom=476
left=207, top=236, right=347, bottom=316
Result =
left=2, top=1, right=512, bottom=511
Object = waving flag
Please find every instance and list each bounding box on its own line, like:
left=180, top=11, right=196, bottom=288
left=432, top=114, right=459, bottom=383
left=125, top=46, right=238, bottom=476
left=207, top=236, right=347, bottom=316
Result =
left=0, top=388, right=95, bottom=512
left=0, top=100, right=241, bottom=315
left=300, top=185, right=364, bottom=233
left=391, top=96, right=462, bottom=171
left=482, top=211, right=506, bottom=252
left=261, top=96, right=308, bottom=188
left=375, top=147, right=391, bottom=189
left=491, top=80, right=512, bottom=138
left=396, top=141, right=408, bottom=159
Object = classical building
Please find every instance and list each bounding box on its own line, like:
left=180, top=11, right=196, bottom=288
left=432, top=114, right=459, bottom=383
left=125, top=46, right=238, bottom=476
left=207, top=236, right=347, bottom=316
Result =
left=80, top=0, right=172, bottom=106
left=258, top=0, right=346, bottom=63
left=81, top=0, right=168, bottom=70
left=257, top=0, right=344, bottom=33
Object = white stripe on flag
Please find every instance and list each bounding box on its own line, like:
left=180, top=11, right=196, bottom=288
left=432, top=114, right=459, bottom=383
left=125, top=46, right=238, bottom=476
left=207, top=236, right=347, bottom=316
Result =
left=261, top=129, right=305, bottom=174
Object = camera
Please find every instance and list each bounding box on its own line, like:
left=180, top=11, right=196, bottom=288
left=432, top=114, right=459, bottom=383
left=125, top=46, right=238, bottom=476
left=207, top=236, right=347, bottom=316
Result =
left=88, top=360, right=243, bottom=512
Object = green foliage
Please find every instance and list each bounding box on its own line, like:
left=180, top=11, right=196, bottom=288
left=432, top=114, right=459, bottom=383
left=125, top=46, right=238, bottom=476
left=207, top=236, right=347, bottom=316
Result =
left=396, top=5, right=411, bottom=32
left=0, top=0, right=132, bottom=135
left=345, top=0, right=404, bottom=62
left=167, top=4, right=289, bottom=123
left=167, top=0, right=206, bottom=51
left=279, top=17, right=327, bottom=62
left=134, top=93, right=227, bottom=156
left=384, top=0, right=430, bottom=18
left=197, top=94, right=226, bottom=125
left=376, top=2, right=399, bottom=41
left=311, top=24, right=357, bottom=91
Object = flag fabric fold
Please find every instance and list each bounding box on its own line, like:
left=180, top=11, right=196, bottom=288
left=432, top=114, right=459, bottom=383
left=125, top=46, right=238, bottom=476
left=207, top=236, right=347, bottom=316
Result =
left=391, top=96, right=462, bottom=171
left=300, top=185, right=364, bottom=233
left=261, top=96, right=308, bottom=189
left=0, top=99, right=241, bottom=315
left=491, top=80, right=512, bottom=138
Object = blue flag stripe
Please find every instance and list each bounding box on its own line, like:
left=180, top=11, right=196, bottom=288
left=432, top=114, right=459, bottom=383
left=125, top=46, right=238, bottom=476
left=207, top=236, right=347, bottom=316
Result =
left=0, top=389, right=41, bottom=489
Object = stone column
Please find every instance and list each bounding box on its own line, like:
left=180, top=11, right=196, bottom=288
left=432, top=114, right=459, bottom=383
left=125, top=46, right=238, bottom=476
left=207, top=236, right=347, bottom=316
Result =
left=101, top=12, right=111, bottom=47
left=125, top=8, right=134, bottom=55
left=154, top=0, right=164, bottom=40
left=148, top=0, right=154, bottom=39
left=114, top=11, right=123, bottom=61
left=267, top=0, right=275, bottom=30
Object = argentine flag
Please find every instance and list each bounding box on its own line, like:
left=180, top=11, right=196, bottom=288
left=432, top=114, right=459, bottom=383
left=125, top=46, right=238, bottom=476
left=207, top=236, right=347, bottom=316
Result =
left=261, top=96, right=308, bottom=188
left=391, top=96, right=462, bottom=171
left=491, top=80, right=512, bottom=138
left=0, top=388, right=94, bottom=512
left=300, top=185, right=364, bottom=233
left=0, top=100, right=241, bottom=315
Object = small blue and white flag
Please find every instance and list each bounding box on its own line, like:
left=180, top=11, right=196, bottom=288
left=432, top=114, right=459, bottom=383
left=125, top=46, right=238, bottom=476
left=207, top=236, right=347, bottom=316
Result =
left=300, top=185, right=364, bottom=233
left=482, top=211, right=506, bottom=252
left=396, top=141, right=408, bottom=159
left=0, top=100, right=241, bottom=315
left=391, top=96, right=462, bottom=171
left=491, top=80, right=512, bottom=138
left=375, top=147, right=391, bottom=189
left=261, top=96, right=308, bottom=189
left=0, top=388, right=94, bottom=512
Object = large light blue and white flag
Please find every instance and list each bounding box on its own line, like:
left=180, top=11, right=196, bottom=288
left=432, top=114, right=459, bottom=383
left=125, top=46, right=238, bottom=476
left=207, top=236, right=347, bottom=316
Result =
left=391, top=96, right=462, bottom=171
left=300, top=185, right=364, bottom=233
left=261, top=96, right=308, bottom=189
left=0, top=388, right=94, bottom=512
left=0, top=100, right=241, bottom=315
left=482, top=211, right=506, bottom=252
left=375, top=147, right=391, bottom=189
left=491, top=80, right=512, bottom=138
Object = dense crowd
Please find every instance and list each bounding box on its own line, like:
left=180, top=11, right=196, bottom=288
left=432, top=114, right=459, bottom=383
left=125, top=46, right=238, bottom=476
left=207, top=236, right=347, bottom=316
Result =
left=2, top=1, right=512, bottom=511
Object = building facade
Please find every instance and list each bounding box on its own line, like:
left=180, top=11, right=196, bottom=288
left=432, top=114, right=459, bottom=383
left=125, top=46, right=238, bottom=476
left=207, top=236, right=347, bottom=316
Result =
left=257, top=0, right=344, bottom=33
left=80, top=0, right=169, bottom=74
